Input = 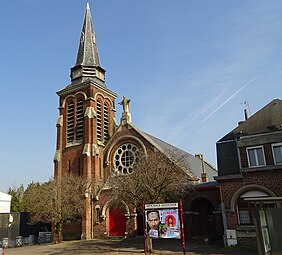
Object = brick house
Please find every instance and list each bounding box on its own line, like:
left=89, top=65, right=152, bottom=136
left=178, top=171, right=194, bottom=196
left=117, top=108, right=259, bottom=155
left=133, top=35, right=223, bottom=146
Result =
left=215, top=99, right=282, bottom=245
left=53, top=3, right=218, bottom=240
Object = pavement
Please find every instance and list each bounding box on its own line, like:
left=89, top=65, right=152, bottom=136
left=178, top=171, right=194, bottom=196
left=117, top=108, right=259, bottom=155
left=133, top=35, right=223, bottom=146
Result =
left=3, top=237, right=258, bottom=255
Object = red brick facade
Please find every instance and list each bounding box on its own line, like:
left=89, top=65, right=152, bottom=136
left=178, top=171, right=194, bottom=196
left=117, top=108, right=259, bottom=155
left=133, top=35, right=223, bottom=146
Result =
left=183, top=185, right=223, bottom=240
left=216, top=99, right=282, bottom=246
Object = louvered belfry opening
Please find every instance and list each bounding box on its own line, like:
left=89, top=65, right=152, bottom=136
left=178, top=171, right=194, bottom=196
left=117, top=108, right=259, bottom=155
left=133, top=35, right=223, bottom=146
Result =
left=96, top=99, right=111, bottom=145
left=104, top=104, right=109, bottom=143
left=96, top=100, right=102, bottom=142
left=66, top=98, right=84, bottom=144
left=76, top=99, right=84, bottom=141
left=67, top=101, right=75, bottom=143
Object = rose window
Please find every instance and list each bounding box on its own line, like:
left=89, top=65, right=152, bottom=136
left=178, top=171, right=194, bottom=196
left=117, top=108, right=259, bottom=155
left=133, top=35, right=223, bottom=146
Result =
left=114, top=143, right=139, bottom=174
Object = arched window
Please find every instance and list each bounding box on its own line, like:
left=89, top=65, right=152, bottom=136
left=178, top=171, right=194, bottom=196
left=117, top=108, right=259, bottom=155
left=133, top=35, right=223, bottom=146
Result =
left=67, top=101, right=75, bottom=143
left=76, top=99, right=84, bottom=141
left=66, top=98, right=84, bottom=144
left=237, top=190, right=270, bottom=225
left=114, top=143, right=139, bottom=174
left=96, top=99, right=111, bottom=145
left=95, top=206, right=100, bottom=222
left=96, top=100, right=102, bottom=142
left=104, top=103, right=109, bottom=143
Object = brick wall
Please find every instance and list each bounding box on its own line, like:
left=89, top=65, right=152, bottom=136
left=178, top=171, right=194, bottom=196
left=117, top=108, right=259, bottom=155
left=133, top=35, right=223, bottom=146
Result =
left=218, top=170, right=282, bottom=229
left=221, top=171, right=282, bottom=206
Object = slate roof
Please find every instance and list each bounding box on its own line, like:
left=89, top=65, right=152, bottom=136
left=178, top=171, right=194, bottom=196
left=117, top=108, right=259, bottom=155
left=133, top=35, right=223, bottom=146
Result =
left=219, top=99, right=282, bottom=142
left=74, top=3, right=101, bottom=68
left=194, top=181, right=218, bottom=189
left=111, top=121, right=218, bottom=181
left=142, top=132, right=218, bottom=181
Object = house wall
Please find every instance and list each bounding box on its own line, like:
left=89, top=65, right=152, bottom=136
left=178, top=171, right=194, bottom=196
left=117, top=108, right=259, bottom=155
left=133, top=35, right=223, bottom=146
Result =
left=0, top=193, right=11, bottom=213
left=217, top=136, right=282, bottom=246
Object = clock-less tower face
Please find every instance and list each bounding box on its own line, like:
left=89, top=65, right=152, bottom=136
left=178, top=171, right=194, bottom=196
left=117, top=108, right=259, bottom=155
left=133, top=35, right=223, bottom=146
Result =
left=113, top=143, right=139, bottom=174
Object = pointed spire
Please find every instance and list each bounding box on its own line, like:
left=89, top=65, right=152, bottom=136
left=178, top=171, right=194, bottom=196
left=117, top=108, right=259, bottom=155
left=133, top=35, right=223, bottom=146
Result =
left=70, top=2, right=105, bottom=83
left=75, top=2, right=100, bottom=67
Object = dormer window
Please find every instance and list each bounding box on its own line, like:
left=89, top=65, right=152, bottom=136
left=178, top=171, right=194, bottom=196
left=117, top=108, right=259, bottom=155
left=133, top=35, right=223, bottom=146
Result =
left=247, top=146, right=266, bottom=167
left=272, top=143, right=282, bottom=165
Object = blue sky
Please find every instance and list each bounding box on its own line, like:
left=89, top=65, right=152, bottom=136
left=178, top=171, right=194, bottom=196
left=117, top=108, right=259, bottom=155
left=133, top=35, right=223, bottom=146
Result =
left=1, top=0, right=282, bottom=192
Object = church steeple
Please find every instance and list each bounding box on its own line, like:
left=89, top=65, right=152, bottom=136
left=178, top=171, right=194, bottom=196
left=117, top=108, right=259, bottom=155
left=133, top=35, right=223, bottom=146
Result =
left=70, top=3, right=105, bottom=83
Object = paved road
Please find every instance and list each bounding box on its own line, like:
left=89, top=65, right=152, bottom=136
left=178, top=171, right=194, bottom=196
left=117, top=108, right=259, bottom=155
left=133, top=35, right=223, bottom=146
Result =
left=3, top=237, right=258, bottom=255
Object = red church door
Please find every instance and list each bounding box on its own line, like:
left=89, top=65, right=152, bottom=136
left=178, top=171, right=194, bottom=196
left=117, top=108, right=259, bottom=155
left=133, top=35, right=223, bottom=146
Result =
left=108, top=207, right=126, bottom=236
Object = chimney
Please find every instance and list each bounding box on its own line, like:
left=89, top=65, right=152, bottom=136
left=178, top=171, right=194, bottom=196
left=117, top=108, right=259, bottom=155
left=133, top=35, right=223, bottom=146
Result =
left=201, top=172, right=208, bottom=183
left=195, top=154, right=208, bottom=183
left=244, top=108, right=248, bottom=120
left=238, top=108, right=249, bottom=126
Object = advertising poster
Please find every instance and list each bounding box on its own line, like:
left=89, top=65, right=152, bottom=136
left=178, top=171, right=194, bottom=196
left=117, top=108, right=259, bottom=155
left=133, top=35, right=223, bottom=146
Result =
left=145, top=203, right=180, bottom=239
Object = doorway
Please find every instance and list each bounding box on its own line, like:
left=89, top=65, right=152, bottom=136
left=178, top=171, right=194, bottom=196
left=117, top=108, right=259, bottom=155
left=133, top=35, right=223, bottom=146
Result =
left=189, top=198, right=216, bottom=238
left=108, top=207, right=126, bottom=236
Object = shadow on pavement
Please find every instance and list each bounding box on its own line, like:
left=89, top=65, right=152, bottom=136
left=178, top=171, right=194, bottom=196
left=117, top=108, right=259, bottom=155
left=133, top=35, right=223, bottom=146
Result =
left=74, top=237, right=258, bottom=255
left=6, top=237, right=258, bottom=255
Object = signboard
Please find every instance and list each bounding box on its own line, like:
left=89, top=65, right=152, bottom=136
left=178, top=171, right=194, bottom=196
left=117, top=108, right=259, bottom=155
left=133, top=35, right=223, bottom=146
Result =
left=145, top=203, right=180, bottom=239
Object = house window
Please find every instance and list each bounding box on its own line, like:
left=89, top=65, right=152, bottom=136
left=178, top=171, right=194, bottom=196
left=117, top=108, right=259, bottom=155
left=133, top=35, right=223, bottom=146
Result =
left=247, top=146, right=266, bottom=167
left=96, top=207, right=100, bottom=222
left=237, top=190, right=269, bottom=225
left=272, top=143, right=282, bottom=165
left=237, top=198, right=253, bottom=225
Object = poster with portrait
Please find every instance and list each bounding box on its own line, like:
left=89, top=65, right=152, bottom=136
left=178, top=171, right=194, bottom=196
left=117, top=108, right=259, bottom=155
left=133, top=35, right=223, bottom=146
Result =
left=159, top=209, right=180, bottom=239
left=145, top=203, right=180, bottom=239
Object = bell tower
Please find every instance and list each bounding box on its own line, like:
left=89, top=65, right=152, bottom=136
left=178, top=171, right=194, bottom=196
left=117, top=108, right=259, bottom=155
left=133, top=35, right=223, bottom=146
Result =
left=54, top=3, right=117, bottom=239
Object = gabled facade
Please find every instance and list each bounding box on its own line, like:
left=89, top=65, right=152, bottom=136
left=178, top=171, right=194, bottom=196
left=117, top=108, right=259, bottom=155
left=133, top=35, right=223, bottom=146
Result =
left=216, top=99, right=282, bottom=245
left=54, top=3, right=218, bottom=240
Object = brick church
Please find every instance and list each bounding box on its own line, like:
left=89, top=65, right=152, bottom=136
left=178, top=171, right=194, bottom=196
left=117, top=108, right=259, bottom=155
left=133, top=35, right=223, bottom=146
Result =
left=53, top=3, right=218, bottom=240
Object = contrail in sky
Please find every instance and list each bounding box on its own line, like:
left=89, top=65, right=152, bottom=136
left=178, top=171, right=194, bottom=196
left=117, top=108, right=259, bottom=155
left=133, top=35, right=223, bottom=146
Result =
left=201, top=77, right=256, bottom=123
left=0, top=151, right=17, bottom=162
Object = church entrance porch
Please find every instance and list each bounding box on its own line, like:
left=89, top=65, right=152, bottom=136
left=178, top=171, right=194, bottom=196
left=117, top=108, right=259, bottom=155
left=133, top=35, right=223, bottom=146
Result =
left=186, top=197, right=222, bottom=242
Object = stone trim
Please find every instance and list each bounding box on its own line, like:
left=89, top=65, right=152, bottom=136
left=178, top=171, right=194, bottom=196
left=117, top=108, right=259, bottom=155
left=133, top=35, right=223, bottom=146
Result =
left=60, top=91, right=87, bottom=108
left=105, top=135, right=147, bottom=165
left=230, top=184, right=277, bottom=212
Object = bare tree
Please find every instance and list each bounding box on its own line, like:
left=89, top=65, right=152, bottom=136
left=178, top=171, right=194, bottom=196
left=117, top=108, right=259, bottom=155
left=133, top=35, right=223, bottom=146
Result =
left=110, top=151, right=196, bottom=210
left=23, top=175, right=87, bottom=243
left=109, top=151, right=195, bottom=252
